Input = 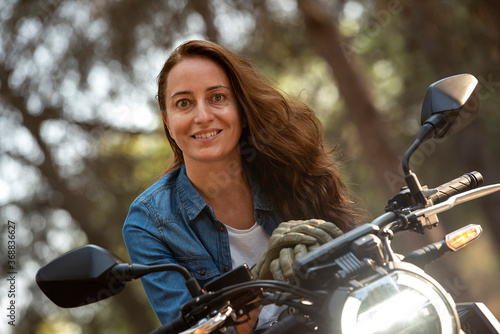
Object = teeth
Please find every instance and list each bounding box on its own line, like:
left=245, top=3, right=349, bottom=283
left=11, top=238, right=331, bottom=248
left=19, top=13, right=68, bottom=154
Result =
left=194, top=131, right=218, bottom=139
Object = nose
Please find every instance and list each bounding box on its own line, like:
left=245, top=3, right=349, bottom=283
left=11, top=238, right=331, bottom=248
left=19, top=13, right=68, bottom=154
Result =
left=193, top=101, right=214, bottom=124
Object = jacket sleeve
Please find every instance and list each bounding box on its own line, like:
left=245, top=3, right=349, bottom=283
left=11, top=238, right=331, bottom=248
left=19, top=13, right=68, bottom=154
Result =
left=122, top=200, right=192, bottom=325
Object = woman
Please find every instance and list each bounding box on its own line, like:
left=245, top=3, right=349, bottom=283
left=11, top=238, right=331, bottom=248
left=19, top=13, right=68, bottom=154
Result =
left=122, top=40, right=358, bottom=331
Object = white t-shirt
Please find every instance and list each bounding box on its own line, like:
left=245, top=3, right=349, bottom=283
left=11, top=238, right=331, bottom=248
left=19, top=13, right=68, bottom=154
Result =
left=225, top=222, right=270, bottom=268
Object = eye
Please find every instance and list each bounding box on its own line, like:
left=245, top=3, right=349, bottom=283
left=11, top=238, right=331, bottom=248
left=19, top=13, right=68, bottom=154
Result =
left=212, top=93, right=225, bottom=102
left=176, top=99, right=190, bottom=108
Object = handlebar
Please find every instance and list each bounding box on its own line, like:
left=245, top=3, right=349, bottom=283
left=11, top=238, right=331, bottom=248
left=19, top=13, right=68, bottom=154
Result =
left=428, top=171, right=483, bottom=204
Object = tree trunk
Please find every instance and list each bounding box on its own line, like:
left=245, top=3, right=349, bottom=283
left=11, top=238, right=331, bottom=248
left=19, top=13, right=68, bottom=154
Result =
left=296, top=0, right=404, bottom=197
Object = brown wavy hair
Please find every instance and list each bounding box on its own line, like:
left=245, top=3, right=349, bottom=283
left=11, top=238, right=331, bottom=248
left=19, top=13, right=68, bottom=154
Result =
left=156, top=40, right=358, bottom=232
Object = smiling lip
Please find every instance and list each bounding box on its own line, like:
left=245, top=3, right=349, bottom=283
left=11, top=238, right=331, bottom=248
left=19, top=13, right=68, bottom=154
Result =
left=193, top=130, right=221, bottom=139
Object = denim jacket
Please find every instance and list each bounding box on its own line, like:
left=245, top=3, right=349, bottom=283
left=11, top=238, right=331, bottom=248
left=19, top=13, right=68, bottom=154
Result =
left=122, top=164, right=282, bottom=325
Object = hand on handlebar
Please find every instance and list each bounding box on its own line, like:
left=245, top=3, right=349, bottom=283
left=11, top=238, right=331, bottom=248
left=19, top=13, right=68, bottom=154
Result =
left=252, top=219, right=343, bottom=281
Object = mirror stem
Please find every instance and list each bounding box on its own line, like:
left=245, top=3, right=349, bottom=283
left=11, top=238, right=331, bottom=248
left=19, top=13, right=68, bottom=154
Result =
left=403, top=139, right=428, bottom=207
left=405, top=171, right=427, bottom=206
left=110, top=263, right=204, bottom=297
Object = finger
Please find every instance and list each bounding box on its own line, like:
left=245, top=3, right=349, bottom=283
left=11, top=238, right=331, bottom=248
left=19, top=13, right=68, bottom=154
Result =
left=279, top=247, right=295, bottom=280
left=288, top=221, right=343, bottom=243
left=258, top=259, right=274, bottom=280
left=273, top=220, right=301, bottom=233
left=268, top=232, right=317, bottom=250
left=274, top=220, right=310, bottom=233
left=287, top=224, right=333, bottom=244
left=290, top=219, right=343, bottom=237
left=294, top=243, right=308, bottom=259
left=316, top=221, right=343, bottom=238
left=270, top=258, right=286, bottom=281
left=280, top=232, right=318, bottom=246
left=307, top=242, right=321, bottom=252
left=252, top=249, right=268, bottom=274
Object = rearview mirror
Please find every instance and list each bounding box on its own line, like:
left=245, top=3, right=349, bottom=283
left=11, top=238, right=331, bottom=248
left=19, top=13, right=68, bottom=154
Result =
left=402, top=74, right=480, bottom=206
left=36, top=245, right=127, bottom=307
left=420, top=73, right=479, bottom=139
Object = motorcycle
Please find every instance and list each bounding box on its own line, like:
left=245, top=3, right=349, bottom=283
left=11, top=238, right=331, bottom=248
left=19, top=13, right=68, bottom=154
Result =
left=36, top=73, right=500, bottom=334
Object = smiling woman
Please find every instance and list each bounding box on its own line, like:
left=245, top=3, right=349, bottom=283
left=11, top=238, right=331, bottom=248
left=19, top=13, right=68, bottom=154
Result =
left=122, top=40, right=359, bottom=333
left=163, top=56, right=243, bottom=169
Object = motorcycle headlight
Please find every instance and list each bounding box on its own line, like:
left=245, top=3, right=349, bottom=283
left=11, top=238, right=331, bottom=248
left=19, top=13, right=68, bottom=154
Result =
left=329, top=263, right=459, bottom=334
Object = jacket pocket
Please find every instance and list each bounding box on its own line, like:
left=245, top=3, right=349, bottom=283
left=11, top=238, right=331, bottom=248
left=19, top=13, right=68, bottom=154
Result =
left=177, top=257, right=220, bottom=281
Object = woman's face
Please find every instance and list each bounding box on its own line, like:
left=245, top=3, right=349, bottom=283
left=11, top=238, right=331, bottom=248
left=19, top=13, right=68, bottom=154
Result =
left=164, top=56, right=243, bottom=167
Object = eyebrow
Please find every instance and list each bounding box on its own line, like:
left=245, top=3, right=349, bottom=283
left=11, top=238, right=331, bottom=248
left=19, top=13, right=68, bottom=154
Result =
left=170, top=85, right=230, bottom=99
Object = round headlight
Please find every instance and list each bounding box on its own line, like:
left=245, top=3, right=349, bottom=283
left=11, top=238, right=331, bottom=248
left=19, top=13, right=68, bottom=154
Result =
left=330, top=264, right=459, bottom=334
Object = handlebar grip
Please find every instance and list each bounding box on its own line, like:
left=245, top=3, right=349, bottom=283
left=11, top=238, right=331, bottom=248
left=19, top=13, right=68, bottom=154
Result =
left=428, top=171, right=483, bottom=204
left=149, top=316, right=189, bottom=334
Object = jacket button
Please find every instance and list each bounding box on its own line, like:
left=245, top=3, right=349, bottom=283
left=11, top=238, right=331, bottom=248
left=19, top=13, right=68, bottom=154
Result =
left=200, top=270, right=206, bottom=276
left=219, top=226, right=225, bottom=232
left=224, top=267, right=230, bottom=272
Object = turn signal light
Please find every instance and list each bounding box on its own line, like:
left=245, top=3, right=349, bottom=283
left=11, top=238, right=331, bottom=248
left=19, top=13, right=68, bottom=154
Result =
left=445, top=224, right=482, bottom=251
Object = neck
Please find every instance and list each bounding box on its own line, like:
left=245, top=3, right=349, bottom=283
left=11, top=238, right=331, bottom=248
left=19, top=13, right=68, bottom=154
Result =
left=185, top=157, right=248, bottom=201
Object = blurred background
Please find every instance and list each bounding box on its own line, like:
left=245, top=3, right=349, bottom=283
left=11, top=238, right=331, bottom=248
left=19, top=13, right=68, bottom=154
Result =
left=1, top=0, right=500, bottom=333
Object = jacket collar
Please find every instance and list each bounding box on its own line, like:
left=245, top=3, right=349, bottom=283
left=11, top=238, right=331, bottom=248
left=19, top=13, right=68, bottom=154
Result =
left=177, top=163, right=274, bottom=221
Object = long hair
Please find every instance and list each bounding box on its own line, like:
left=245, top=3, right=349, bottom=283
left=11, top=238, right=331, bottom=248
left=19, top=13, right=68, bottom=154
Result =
left=156, top=40, right=358, bottom=232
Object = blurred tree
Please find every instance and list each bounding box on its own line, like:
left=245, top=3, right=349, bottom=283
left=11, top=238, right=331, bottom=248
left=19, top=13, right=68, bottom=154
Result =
left=328, top=0, right=500, bottom=310
left=394, top=0, right=500, bottom=309
left=297, top=0, right=404, bottom=197
left=0, top=0, right=173, bottom=332
left=396, top=0, right=500, bottom=246
left=294, top=0, right=486, bottom=308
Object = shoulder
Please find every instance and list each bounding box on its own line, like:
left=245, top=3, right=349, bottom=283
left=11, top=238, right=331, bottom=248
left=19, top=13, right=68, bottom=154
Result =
left=135, top=168, right=181, bottom=204
left=125, top=165, right=208, bottom=226
left=123, top=168, right=184, bottom=228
